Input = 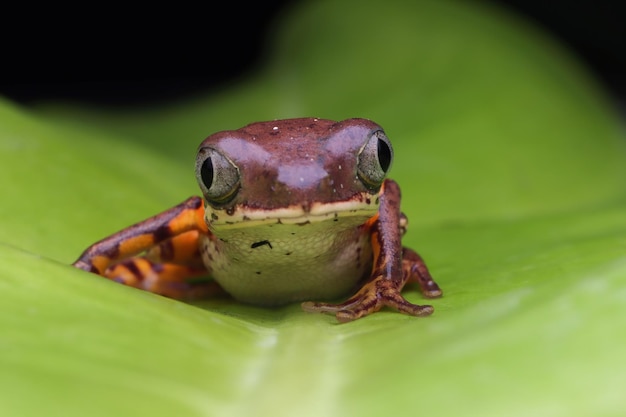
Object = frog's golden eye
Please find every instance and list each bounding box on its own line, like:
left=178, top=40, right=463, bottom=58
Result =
left=356, top=130, right=394, bottom=190
left=195, top=147, right=241, bottom=205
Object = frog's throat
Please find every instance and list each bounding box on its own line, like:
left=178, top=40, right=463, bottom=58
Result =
left=206, top=196, right=378, bottom=229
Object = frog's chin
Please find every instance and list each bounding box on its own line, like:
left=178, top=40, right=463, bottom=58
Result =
left=206, top=197, right=379, bottom=229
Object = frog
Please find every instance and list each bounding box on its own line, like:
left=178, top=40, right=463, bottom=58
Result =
left=73, top=118, right=442, bottom=322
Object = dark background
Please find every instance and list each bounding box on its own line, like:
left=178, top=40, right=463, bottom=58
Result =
left=1, top=1, right=624, bottom=110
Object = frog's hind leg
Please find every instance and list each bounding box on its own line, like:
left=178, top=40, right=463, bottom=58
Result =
left=397, top=212, right=442, bottom=298
left=103, top=257, right=221, bottom=300
left=73, top=196, right=222, bottom=299
left=402, top=247, right=442, bottom=298
left=102, top=230, right=222, bottom=300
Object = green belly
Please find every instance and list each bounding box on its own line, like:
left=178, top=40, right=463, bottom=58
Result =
left=199, top=220, right=373, bottom=306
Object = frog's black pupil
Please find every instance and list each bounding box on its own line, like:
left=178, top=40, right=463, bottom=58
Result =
left=200, top=157, right=214, bottom=188
left=377, top=138, right=392, bottom=173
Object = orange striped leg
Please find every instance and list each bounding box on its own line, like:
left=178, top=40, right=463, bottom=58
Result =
left=103, top=258, right=222, bottom=299
left=302, top=179, right=441, bottom=322
left=72, top=196, right=220, bottom=299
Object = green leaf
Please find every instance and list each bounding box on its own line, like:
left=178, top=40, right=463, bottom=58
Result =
left=1, top=0, right=625, bottom=416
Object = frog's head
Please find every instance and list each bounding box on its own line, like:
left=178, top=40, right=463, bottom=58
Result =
left=195, top=118, right=393, bottom=228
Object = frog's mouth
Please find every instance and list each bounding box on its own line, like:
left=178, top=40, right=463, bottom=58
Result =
left=206, top=193, right=379, bottom=229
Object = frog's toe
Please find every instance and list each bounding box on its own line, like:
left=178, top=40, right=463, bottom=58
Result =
left=302, top=279, right=434, bottom=323
left=301, top=300, right=373, bottom=323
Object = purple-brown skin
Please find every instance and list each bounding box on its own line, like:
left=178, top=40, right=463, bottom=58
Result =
left=73, top=118, right=442, bottom=322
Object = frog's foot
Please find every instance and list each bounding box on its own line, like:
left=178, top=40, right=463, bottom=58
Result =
left=302, top=277, right=434, bottom=323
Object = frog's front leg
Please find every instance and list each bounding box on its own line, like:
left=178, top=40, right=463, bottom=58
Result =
left=73, top=196, right=218, bottom=299
left=302, top=180, right=442, bottom=322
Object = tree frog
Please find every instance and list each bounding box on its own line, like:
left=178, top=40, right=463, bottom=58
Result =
left=73, top=118, right=442, bottom=322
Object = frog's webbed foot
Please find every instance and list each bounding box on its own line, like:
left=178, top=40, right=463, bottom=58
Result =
left=302, top=277, right=434, bottom=323
left=302, top=246, right=442, bottom=323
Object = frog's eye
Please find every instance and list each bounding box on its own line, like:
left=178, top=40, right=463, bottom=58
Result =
left=195, top=147, right=241, bottom=205
left=357, top=130, right=393, bottom=190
